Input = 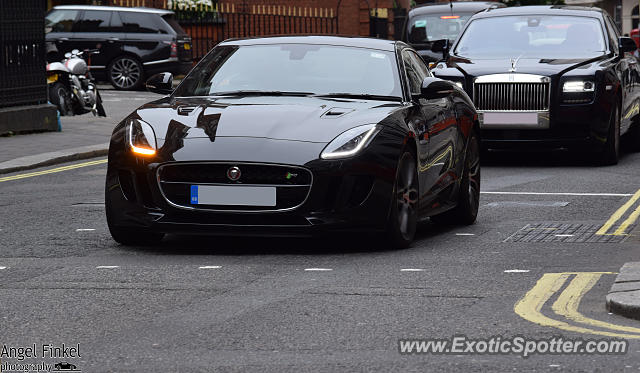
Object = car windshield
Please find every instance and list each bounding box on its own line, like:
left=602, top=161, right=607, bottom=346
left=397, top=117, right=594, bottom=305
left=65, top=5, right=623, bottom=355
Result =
left=454, top=15, right=607, bottom=59
left=408, top=13, right=473, bottom=43
left=174, top=44, right=402, bottom=98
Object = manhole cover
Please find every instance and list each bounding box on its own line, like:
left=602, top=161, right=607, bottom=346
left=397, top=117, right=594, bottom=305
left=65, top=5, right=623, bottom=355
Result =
left=505, top=223, right=629, bottom=243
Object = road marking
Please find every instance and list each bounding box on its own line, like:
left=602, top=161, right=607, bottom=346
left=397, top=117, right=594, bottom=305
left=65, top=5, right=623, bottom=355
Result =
left=597, top=189, right=640, bottom=236
left=76, top=229, right=96, bottom=232
left=199, top=266, right=222, bottom=269
left=481, top=191, right=633, bottom=197
left=552, top=272, right=640, bottom=334
left=96, top=266, right=119, bottom=269
left=0, top=266, right=6, bottom=270
left=515, top=272, right=640, bottom=339
left=504, top=269, right=530, bottom=273
left=455, top=233, right=475, bottom=236
left=0, top=159, right=108, bottom=183
left=304, top=268, right=332, bottom=271
left=400, top=268, right=426, bottom=272
left=554, top=234, right=574, bottom=237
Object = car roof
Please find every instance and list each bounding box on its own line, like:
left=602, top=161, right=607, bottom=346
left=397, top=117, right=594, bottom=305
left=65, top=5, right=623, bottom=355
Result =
left=219, top=35, right=398, bottom=52
left=470, top=5, right=605, bottom=19
left=409, top=1, right=504, bottom=17
left=51, top=5, right=173, bottom=15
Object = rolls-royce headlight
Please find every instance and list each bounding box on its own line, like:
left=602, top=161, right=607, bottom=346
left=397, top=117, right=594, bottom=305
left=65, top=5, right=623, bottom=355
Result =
left=563, top=81, right=595, bottom=92
left=320, top=124, right=380, bottom=159
left=126, top=118, right=157, bottom=156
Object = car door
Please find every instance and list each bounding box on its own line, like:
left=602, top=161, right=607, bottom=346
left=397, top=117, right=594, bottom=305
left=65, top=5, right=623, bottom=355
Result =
left=402, top=49, right=458, bottom=208
left=45, top=8, right=80, bottom=60
left=72, top=10, right=125, bottom=71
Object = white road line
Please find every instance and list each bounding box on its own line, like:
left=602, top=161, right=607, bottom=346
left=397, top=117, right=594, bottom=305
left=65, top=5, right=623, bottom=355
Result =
left=199, top=266, right=222, bottom=269
left=0, top=266, right=6, bottom=270
left=549, top=364, right=560, bottom=368
left=304, top=268, right=333, bottom=271
left=481, top=191, right=632, bottom=197
left=76, top=229, right=96, bottom=232
left=504, top=269, right=530, bottom=273
left=455, top=233, right=475, bottom=236
left=400, top=268, right=426, bottom=272
left=96, top=266, right=119, bottom=269
left=554, top=234, right=574, bottom=237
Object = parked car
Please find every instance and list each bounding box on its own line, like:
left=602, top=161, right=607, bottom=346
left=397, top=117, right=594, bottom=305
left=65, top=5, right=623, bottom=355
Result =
left=402, top=1, right=505, bottom=64
left=45, top=5, right=192, bottom=90
left=104, top=36, right=480, bottom=248
left=431, top=5, right=640, bottom=165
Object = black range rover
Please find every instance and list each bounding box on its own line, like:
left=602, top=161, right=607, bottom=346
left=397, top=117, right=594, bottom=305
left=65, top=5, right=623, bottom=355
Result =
left=432, top=5, right=640, bottom=165
left=46, top=5, right=192, bottom=90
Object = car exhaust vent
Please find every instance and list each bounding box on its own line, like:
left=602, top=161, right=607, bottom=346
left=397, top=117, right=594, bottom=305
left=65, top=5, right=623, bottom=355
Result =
left=321, top=108, right=354, bottom=118
left=177, top=106, right=197, bottom=115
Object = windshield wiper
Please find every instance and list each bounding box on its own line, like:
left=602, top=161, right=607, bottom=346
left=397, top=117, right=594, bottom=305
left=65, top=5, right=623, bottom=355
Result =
left=210, top=90, right=315, bottom=97
left=314, top=93, right=402, bottom=101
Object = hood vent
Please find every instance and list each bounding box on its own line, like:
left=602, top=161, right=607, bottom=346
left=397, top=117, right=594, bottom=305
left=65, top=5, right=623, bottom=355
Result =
left=177, top=106, right=197, bottom=115
left=321, top=107, right=354, bottom=118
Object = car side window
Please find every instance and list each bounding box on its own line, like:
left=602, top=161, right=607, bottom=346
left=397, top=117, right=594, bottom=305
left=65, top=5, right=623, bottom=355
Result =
left=120, top=12, right=159, bottom=33
left=45, top=10, right=78, bottom=33
left=74, top=10, right=112, bottom=33
left=409, top=51, right=432, bottom=78
left=402, top=50, right=427, bottom=96
left=603, top=16, right=619, bottom=51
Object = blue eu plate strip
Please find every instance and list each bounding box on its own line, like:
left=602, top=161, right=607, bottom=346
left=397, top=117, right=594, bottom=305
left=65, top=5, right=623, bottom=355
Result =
left=190, top=185, right=198, bottom=204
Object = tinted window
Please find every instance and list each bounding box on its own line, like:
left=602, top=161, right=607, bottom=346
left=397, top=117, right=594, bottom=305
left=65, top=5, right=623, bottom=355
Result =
left=402, top=50, right=428, bottom=95
left=455, top=15, right=606, bottom=59
left=45, top=10, right=78, bottom=33
left=162, top=14, right=186, bottom=35
left=175, top=44, right=402, bottom=98
left=121, top=12, right=161, bottom=33
left=74, top=10, right=111, bottom=32
left=409, top=14, right=473, bottom=43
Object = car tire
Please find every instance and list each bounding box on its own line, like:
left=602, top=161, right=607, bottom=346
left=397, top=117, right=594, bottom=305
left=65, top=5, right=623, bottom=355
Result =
left=108, top=56, right=144, bottom=90
left=49, top=82, right=73, bottom=116
left=385, top=150, right=419, bottom=249
left=431, top=130, right=481, bottom=226
left=600, top=102, right=620, bottom=166
left=105, top=200, right=164, bottom=246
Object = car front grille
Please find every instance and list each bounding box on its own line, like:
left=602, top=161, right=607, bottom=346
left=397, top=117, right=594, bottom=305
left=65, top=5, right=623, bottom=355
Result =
left=474, top=82, right=550, bottom=111
left=157, top=163, right=312, bottom=212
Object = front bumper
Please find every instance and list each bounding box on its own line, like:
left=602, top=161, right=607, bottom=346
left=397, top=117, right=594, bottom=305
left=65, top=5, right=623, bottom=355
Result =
left=105, top=140, right=397, bottom=236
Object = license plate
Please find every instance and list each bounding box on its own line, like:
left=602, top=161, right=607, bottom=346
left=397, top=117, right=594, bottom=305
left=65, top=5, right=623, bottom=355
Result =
left=190, top=185, right=276, bottom=206
left=483, top=112, right=538, bottom=125
left=184, top=44, right=191, bottom=50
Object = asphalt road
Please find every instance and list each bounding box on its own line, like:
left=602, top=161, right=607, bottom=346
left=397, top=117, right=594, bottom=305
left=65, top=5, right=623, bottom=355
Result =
left=1, top=93, right=640, bottom=371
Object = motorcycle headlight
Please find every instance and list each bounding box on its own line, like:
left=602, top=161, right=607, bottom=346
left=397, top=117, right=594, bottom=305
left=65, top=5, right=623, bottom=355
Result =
left=320, top=124, right=380, bottom=160
left=563, top=80, right=595, bottom=92
left=126, top=118, right=157, bottom=156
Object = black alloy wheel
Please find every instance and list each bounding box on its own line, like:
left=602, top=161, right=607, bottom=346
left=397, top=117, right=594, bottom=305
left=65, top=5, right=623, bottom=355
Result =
left=108, top=56, right=144, bottom=90
left=386, top=151, right=419, bottom=248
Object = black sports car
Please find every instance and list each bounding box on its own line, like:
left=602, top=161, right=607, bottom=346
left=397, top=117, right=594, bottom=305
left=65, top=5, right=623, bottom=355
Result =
left=105, top=36, right=480, bottom=248
left=431, top=6, right=640, bottom=164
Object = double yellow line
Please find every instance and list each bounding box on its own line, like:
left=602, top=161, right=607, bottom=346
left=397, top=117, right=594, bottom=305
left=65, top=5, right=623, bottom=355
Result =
left=596, top=189, right=640, bottom=236
left=515, top=272, right=640, bottom=339
left=0, top=159, right=107, bottom=183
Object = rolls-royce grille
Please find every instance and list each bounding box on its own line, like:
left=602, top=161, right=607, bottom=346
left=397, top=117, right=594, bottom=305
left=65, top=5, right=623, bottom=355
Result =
left=157, top=163, right=312, bottom=211
left=475, top=82, right=549, bottom=111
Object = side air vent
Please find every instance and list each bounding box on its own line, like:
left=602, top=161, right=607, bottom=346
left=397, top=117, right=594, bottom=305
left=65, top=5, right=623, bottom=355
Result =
left=321, top=107, right=354, bottom=118
left=177, top=106, right=197, bottom=115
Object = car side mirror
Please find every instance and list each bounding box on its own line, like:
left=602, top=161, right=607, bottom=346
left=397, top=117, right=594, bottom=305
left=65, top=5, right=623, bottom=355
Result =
left=619, top=36, right=638, bottom=54
left=420, top=77, right=455, bottom=100
left=430, top=39, right=450, bottom=58
left=146, top=72, right=174, bottom=95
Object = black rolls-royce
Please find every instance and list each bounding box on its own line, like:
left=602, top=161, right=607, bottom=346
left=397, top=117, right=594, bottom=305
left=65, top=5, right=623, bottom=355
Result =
left=431, top=6, right=640, bottom=164
left=105, top=36, right=481, bottom=248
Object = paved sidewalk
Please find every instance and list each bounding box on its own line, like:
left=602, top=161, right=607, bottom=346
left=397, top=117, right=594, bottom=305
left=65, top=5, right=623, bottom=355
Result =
left=606, top=262, right=640, bottom=320
left=0, top=90, right=158, bottom=174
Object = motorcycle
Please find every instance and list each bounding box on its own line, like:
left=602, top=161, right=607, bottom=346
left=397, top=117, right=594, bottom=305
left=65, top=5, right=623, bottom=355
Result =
left=46, top=48, right=106, bottom=117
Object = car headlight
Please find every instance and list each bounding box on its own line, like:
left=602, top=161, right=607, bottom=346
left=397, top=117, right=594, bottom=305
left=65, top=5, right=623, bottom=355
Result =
left=320, top=124, right=380, bottom=159
left=563, top=81, right=595, bottom=92
left=126, top=118, right=157, bottom=156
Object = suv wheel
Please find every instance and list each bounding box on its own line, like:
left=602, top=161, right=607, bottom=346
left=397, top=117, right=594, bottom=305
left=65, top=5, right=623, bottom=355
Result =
left=108, top=56, right=143, bottom=90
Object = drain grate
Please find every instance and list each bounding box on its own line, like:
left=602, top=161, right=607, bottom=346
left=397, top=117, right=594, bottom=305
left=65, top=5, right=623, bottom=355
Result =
left=505, top=223, right=629, bottom=243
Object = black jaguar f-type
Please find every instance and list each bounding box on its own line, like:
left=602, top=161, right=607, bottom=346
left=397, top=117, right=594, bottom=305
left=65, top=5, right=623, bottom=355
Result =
left=105, top=36, right=480, bottom=248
